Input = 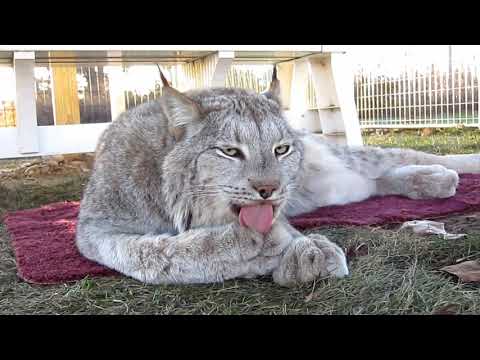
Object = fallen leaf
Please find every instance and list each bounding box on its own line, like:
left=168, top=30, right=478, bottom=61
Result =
left=432, top=304, right=459, bottom=315
left=440, top=260, right=480, bottom=282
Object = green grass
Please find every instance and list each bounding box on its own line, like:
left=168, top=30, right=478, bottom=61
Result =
left=364, top=127, right=480, bottom=154
left=1, top=128, right=479, bottom=315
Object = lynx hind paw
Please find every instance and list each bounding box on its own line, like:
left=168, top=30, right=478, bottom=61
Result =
left=406, top=165, right=459, bottom=199
left=272, top=235, right=349, bottom=287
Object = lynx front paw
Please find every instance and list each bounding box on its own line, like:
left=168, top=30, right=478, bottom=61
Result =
left=231, top=223, right=266, bottom=262
left=402, top=165, right=459, bottom=199
left=272, top=234, right=348, bottom=287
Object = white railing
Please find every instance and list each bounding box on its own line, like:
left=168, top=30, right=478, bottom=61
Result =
left=0, top=49, right=329, bottom=159
left=352, top=46, right=480, bottom=129
left=5, top=46, right=480, bottom=160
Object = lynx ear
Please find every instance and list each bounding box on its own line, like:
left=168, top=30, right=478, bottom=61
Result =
left=159, top=70, right=202, bottom=141
left=262, top=65, right=281, bottom=106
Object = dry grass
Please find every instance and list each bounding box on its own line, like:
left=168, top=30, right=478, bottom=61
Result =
left=1, top=128, right=480, bottom=315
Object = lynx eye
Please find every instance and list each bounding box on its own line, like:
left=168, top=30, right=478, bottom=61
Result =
left=274, top=144, right=290, bottom=156
left=220, top=147, right=242, bottom=158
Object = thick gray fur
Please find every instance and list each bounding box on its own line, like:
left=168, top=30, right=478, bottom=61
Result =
left=76, top=83, right=480, bottom=287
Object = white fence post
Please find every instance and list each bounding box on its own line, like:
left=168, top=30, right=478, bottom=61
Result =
left=14, top=51, right=40, bottom=154
left=308, top=53, right=363, bottom=146
left=276, top=62, right=294, bottom=110
left=210, top=51, right=235, bottom=87
left=285, top=59, right=319, bottom=131
left=478, top=63, right=480, bottom=129
left=107, top=66, right=126, bottom=121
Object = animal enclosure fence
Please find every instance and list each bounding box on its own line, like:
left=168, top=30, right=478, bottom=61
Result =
left=0, top=47, right=344, bottom=159
left=121, top=64, right=275, bottom=111
left=353, top=46, right=480, bottom=129
left=3, top=47, right=480, bottom=130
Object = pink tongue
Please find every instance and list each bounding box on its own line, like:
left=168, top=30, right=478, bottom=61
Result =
left=239, top=204, right=274, bottom=234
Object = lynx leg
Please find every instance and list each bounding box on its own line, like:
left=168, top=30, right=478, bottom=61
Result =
left=76, top=220, right=268, bottom=284
left=376, top=164, right=459, bottom=200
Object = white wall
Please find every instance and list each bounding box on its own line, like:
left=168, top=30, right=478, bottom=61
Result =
left=285, top=110, right=322, bottom=132
left=0, top=123, right=110, bottom=159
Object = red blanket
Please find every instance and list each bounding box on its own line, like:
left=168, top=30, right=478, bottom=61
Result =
left=4, top=174, right=480, bottom=284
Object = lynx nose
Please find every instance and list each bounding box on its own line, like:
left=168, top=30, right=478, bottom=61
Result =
left=249, top=180, right=279, bottom=199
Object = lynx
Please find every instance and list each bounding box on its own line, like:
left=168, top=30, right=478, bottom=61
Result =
left=76, top=70, right=480, bottom=286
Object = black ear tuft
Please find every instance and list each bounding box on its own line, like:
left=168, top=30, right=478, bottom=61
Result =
left=157, top=64, right=170, bottom=87
left=262, top=65, right=281, bottom=106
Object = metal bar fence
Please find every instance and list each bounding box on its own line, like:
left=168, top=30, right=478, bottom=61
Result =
left=354, top=62, right=480, bottom=129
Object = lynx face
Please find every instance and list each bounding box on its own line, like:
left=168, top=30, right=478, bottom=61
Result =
left=162, top=88, right=304, bottom=232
